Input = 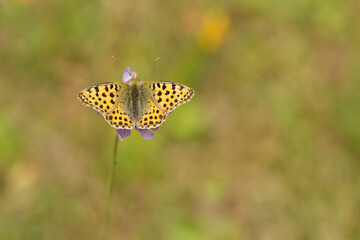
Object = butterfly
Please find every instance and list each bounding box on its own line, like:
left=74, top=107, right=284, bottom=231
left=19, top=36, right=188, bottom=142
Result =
left=78, top=71, right=195, bottom=130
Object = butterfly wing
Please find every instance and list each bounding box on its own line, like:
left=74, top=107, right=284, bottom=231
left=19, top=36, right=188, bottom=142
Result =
left=141, top=82, right=195, bottom=113
left=78, top=82, right=128, bottom=114
left=103, top=101, right=134, bottom=129
left=78, top=82, right=134, bottom=129
left=136, top=99, right=167, bottom=129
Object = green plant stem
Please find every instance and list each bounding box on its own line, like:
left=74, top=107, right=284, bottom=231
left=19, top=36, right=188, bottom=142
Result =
left=104, top=134, right=119, bottom=240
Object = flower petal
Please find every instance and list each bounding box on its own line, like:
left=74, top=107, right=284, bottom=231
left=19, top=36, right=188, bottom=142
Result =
left=135, top=127, right=154, bottom=140
left=116, top=129, right=132, bottom=142
left=122, top=67, right=132, bottom=83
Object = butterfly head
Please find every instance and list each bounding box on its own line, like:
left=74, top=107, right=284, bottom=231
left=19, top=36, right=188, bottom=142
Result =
left=129, top=73, right=144, bottom=84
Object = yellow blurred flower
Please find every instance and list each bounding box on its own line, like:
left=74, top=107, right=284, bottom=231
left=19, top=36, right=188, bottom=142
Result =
left=197, top=8, right=231, bottom=53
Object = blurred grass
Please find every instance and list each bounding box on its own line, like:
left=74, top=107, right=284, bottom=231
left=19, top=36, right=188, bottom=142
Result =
left=1, top=0, right=360, bottom=239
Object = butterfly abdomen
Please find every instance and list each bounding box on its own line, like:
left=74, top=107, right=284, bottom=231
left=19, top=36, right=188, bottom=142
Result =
left=129, top=84, right=142, bottom=122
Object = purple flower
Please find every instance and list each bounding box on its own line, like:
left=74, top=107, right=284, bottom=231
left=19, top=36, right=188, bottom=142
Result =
left=122, top=67, right=134, bottom=84
left=116, top=67, right=158, bottom=141
left=117, top=128, right=131, bottom=142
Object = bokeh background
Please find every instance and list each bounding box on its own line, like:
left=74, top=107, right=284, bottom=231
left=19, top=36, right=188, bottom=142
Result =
left=1, top=0, right=360, bottom=239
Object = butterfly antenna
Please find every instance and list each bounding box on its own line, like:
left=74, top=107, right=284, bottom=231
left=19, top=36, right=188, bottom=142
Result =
left=138, top=57, right=160, bottom=78
left=111, top=56, right=131, bottom=75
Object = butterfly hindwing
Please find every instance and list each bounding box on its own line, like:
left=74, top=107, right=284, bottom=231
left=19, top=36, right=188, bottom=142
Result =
left=142, top=82, right=195, bottom=113
left=137, top=99, right=167, bottom=129
left=78, top=82, right=129, bottom=114
left=103, top=101, right=134, bottom=129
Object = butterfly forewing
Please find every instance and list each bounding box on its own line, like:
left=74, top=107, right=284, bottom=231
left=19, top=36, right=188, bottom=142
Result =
left=142, top=82, right=195, bottom=113
left=78, top=82, right=129, bottom=114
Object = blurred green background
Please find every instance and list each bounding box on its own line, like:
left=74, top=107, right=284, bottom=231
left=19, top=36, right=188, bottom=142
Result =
left=1, top=0, right=360, bottom=239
